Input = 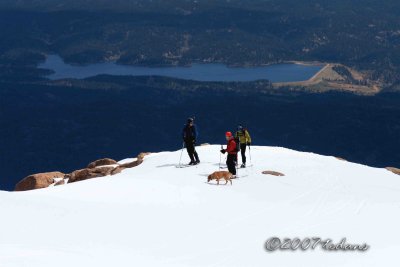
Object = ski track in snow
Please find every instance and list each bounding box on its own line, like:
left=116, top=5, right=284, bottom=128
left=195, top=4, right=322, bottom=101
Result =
left=1, top=145, right=400, bottom=266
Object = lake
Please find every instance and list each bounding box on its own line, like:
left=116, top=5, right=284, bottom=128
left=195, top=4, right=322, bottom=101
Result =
left=39, top=55, right=324, bottom=82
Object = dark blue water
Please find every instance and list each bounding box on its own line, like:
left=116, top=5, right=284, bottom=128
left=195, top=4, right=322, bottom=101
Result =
left=39, top=55, right=324, bottom=82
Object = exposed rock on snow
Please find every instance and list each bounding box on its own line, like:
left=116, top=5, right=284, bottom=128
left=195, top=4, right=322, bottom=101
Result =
left=14, top=153, right=151, bottom=190
left=110, top=166, right=124, bottom=175
left=386, top=167, right=400, bottom=175
left=67, top=166, right=115, bottom=183
left=262, top=170, right=285, bottom=176
left=117, top=158, right=136, bottom=164
left=137, top=152, right=151, bottom=161
left=119, top=152, right=151, bottom=168
left=87, top=158, right=118, bottom=169
left=14, top=171, right=65, bottom=191
left=54, top=179, right=65, bottom=186
left=120, top=157, right=142, bottom=168
left=111, top=152, right=152, bottom=175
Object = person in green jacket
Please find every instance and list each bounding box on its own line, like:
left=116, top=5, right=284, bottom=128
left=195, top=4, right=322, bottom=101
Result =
left=235, top=125, right=252, bottom=168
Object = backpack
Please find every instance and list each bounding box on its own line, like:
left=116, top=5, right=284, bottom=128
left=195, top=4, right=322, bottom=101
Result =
left=234, top=136, right=240, bottom=152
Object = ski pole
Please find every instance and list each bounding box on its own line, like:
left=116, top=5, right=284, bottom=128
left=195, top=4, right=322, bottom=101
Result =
left=178, top=141, right=185, bottom=167
left=235, top=145, right=239, bottom=176
left=248, top=144, right=252, bottom=165
left=236, top=152, right=239, bottom=176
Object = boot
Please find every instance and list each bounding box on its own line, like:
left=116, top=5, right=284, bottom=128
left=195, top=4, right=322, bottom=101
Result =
left=188, top=154, right=195, bottom=165
left=194, top=152, right=200, bottom=164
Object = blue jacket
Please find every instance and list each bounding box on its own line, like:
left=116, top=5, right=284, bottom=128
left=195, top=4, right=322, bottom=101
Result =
left=182, top=124, right=198, bottom=141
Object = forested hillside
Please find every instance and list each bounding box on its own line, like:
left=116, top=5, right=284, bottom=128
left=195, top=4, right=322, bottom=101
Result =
left=1, top=0, right=400, bottom=86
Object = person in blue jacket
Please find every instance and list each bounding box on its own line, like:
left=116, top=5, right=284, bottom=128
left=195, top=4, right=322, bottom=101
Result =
left=182, top=118, right=200, bottom=165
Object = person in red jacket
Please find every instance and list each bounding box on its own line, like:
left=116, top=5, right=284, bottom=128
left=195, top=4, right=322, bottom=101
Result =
left=220, top=131, right=237, bottom=176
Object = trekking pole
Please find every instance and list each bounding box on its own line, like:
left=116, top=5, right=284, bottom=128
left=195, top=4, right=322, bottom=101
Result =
left=236, top=153, right=239, bottom=176
left=178, top=142, right=185, bottom=167
left=248, top=144, right=252, bottom=165
left=236, top=147, right=240, bottom=176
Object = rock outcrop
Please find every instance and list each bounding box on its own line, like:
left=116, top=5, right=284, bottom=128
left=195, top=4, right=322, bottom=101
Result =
left=68, top=166, right=115, bottom=183
left=111, top=152, right=151, bottom=175
left=262, top=171, right=285, bottom=176
left=54, top=179, right=65, bottom=186
left=87, top=158, right=118, bottom=169
left=15, top=152, right=151, bottom=190
left=15, top=172, right=65, bottom=191
left=386, top=167, right=400, bottom=176
left=111, top=166, right=124, bottom=175
left=68, top=152, right=151, bottom=184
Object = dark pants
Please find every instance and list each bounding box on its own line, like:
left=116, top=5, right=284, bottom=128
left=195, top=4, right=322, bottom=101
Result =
left=240, top=143, right=247, bottom=164
left=185, top=140, right=199, bottom=162
left=227, top=154, right=237, bottom=175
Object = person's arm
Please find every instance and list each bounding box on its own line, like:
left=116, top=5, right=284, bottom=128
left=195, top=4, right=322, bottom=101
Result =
left=182, top=126, right=186, bottom=140
left=246, top=130, right=252, bottom=144
left=221, top=143, right=227, bottom=154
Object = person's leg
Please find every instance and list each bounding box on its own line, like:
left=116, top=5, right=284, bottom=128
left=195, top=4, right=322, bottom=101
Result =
left=231, top=155, right=237, bottom=175
left=240, top=143, right=247, bottom=164
left=194, top=149, right=200, bottom=163
left=235, top=140, right=240, bottom=164
left=186, top=141, right=195, bottom=163
left=227, top=154, right=236, bottom=175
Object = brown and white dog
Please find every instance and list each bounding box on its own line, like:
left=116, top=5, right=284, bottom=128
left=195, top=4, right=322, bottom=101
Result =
left=207, top=171, right=233, bottom=185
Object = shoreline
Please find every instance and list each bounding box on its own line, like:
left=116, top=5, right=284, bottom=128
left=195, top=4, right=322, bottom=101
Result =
left=39, top=54, right=327, bottom=69
left=37, top=54, right=326, bottom=83
left=273, top=63, right=381, bottom=95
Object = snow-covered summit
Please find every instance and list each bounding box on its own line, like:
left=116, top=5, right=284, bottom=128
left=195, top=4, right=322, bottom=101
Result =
left=1, top=145, right=400, bottom=266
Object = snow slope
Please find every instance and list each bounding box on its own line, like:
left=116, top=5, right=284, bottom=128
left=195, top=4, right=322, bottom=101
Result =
left=1, top=145, right=400, bottom=267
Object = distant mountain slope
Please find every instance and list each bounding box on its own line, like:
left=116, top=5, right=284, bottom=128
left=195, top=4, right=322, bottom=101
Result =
left=1, top=0, right=400, bottom=85
left=1, top=145, right=399, bottom=266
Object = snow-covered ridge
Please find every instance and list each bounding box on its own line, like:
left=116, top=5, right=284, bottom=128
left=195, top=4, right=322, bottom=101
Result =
left=2, top=145, right=400, bottom=266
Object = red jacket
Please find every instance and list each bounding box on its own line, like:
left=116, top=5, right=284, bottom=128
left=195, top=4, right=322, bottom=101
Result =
left=226, top=138, right=237, bottom=155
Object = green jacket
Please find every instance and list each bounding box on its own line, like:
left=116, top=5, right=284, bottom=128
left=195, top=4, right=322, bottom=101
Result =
left=235, top=130, right=251, bottom=144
